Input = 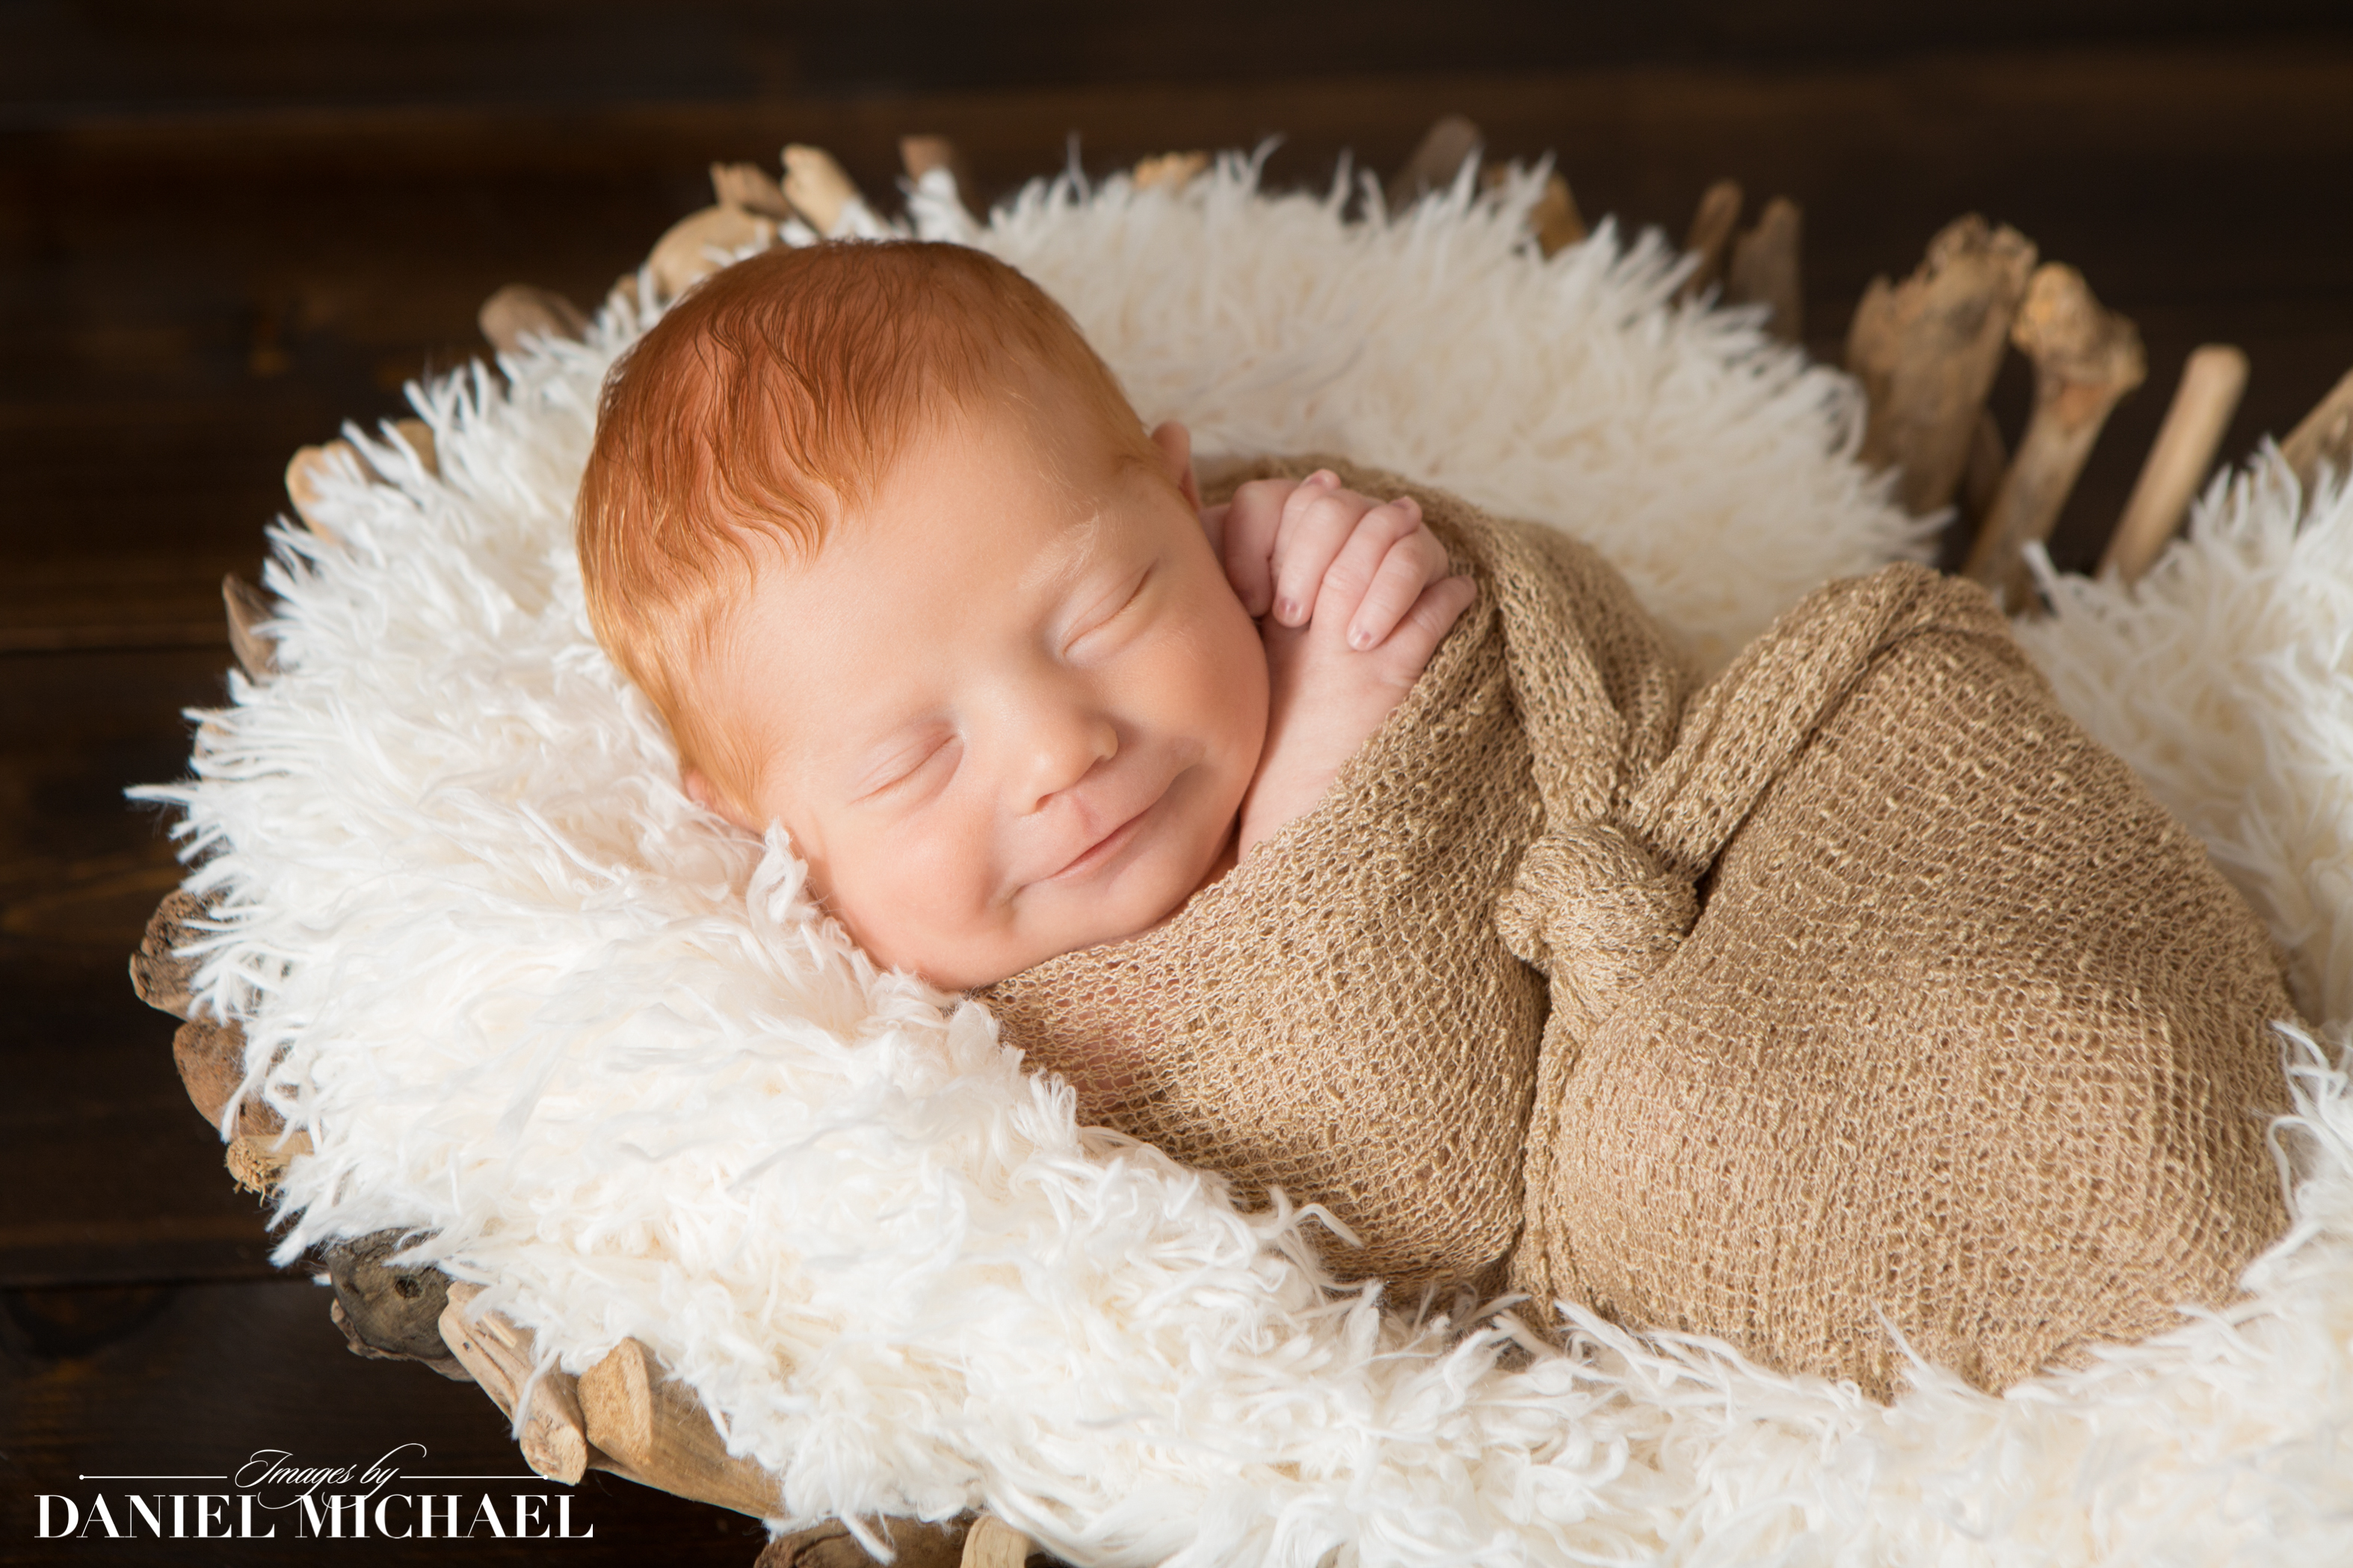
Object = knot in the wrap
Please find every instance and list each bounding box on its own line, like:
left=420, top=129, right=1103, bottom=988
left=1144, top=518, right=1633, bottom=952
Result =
left=1496, top=821, right=1696, bottom=1025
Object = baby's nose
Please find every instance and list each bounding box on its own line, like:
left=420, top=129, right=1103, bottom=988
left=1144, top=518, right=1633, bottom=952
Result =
left=1020, top=707, right=1119, bottom=811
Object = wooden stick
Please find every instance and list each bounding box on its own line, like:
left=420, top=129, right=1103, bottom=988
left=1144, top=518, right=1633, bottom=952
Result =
left=901, top=135, right=977, bottom=214
left=284, top=442, right=357, bottom=542
left=754, top=1526, right=855, bottom=1568
left=579, top=1337, right=783, bottom=1518
left=647, top=206, right=778, bottom=300
left=439, top=1283, right=591, bottom=1486
left=1529, top=172, right=1586, bottom=256
left=173, top=1016, right=280, bottom=1137
left=1845, top=215, right=2039, bottom=519
left=2100, top=344, right=2248, bottom=582
left=711, top=160, right=792, bottom=219
left=478, top=284, right=589, bottom=354
left=179, top=1014, right=305, bottom=1197
left=900, top=135, right=964, bottom=182
left=226, top=1129, right=309, bottom=1194
left=960, top=1515, right=1034, bottom=1568
left=172, top=1015, right=238, bottom=1124
left=1677, top=179, right=1744, bottom=301
left=1964, top=262, right=2147, bottom=609
left=130, top=888, right=206, bottom=1019
left=1386, top=114, right=1481, bottom=212
left=328, top=1297, right=474, bottom=1382
left=1958, top=410, right=2008, bottom=534
left=388, top=417, right=437, bottom=477
left=1726, top=196, right=1803, bottom=342
left=1483, top=164, right=1586, bottom=256
left=2282, top=366, right=2353, bottom=494
left=284, top=422, right=431, bottom=539
left=780, top=144, right=863, bottom=235
left=1133, top=151, right=1209, bottom=191
left=223, top=574, right=277, bottom=680
left=756, top=1518, right=970, bottom=1567
left=324, top=1231, right=458, bottom=1365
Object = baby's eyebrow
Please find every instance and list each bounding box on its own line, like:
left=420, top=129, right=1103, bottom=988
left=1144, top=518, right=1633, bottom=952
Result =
left=1016, top=510, right=1109, bottom=599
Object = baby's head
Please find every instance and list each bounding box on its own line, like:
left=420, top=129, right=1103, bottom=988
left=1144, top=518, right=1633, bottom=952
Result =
left=578, top=242, right=1268, bottom=990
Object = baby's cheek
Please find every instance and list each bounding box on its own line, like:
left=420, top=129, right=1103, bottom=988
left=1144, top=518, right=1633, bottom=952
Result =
left=845, top=817, right=1003, bottom=965
left=1193, top=594, right=1272, bottom=747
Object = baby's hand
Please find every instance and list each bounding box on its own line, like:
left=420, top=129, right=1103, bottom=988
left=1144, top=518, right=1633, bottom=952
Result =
left=1205, top=470, right=1476, bottom=859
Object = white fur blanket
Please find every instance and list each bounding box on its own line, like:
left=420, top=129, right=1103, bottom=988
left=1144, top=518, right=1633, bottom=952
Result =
left=144, top=156, right=2353, bottom=1566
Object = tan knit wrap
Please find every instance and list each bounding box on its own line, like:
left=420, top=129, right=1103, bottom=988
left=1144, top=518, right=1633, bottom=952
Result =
left=981, top=458, right=2295, bottom=1395
left=978, top=460, right=1621, bottom=1291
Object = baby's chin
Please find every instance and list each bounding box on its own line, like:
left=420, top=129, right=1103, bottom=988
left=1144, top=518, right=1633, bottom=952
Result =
left=866, top=927, right=1113, bottom=995
left=909, top=898, right=1188, bottom=993
left=861, top=854, right=1230, bottom=993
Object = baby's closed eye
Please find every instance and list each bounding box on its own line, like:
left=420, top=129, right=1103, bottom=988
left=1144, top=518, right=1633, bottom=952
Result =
left=854, top=729, right=959, bottom=803
left=1061, top=566, right=1153, bottom=659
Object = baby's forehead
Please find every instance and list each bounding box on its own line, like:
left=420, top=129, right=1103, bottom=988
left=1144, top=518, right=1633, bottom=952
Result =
left=713, top=377, right=1162, bottom=617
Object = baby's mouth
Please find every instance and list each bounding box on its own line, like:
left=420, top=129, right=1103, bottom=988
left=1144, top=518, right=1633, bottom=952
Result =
left=1040, top=791, right=1163, bottom=886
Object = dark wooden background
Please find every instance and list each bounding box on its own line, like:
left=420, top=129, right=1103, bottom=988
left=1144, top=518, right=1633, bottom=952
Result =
left=7, top=4, right=2352, bottom=1562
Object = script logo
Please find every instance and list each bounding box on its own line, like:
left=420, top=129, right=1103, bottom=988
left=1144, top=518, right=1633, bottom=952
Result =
left=34, top=1445, right=593, bottom=1541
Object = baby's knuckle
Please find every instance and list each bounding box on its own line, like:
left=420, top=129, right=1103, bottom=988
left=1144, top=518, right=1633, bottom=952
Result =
left=1314, top=488, right=1371, bottom=526
left=1410, top=596, right=1459, bottom=636
left=1378, top=554, right=1431, bottom=599
left=1316, top=562, right=1358, bottom=601
left=1234, top=486, right=1286, bottom=532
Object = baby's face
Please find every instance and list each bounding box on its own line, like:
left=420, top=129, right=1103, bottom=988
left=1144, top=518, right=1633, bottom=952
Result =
left=685, top=377, right=1268, bottom=990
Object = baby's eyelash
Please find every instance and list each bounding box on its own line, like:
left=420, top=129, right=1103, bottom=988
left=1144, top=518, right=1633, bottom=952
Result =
left=857, top=735, right=955, bottom=801
left=1068, top=567, right=1151, bottom=648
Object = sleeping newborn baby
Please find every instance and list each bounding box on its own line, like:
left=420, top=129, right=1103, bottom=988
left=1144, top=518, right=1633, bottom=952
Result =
left=579, top=240, right=1469, bottom=992
left=578, top=238, right=2297, bottom=1400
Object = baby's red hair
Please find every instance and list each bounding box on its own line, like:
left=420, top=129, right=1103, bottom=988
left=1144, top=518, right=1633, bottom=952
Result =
left=576, top=240, right=1159, bottom=804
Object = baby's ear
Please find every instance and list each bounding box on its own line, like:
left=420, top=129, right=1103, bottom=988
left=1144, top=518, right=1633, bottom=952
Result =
left=1150, top=420, right=1201, bottom=512
left=682, top=766, right=731, bottom=821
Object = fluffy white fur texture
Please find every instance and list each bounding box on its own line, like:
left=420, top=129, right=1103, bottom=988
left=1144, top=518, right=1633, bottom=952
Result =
left=145, top=155, right=2353, bottom=1564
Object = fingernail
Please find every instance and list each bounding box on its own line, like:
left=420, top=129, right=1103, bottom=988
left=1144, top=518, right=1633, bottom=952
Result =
left=1349, top=626, right=1375, bottom=650
left=1276, top=596, right=1301, bottom=622
left=1307, top=469, right=1336, bottom=487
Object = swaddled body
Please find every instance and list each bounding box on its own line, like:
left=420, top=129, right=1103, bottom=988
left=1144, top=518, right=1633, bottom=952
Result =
left=988, top=457, right=2297, bottom=1398
left=578, top=241, right=2292, bottom=1401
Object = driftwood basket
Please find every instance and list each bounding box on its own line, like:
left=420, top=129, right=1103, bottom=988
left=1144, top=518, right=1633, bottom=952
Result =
left=131, top=118, right=2353, bottom=1567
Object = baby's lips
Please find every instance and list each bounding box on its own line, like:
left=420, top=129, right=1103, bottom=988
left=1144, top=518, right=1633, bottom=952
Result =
left=1029, top=783, right=1164, bottom=886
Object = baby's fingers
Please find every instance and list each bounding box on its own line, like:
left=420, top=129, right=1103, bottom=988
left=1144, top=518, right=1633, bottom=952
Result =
left=1345, top=518, right=1452, bottom=651
left=1375, top=574, right=1478, bottom=680
left=1269, top=473, right=1375, bottom=626
left=1197, top=500, right=1233, bottom=557
left=1219, top=478, right=1299, bottom=618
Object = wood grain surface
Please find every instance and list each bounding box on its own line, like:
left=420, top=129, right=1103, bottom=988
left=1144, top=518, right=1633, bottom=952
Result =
left=5, top=7, right=2350, bottom=1562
